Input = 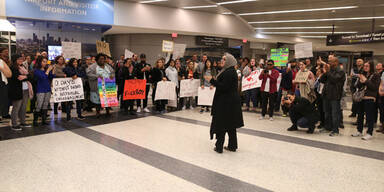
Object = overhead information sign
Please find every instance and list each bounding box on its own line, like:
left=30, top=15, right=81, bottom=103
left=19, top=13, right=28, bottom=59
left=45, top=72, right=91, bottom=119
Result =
left=196, top=36, right=228, bottom=47
left=327, top=31, right=384, bottom=46
left=6, top=0, right=114, bottom=25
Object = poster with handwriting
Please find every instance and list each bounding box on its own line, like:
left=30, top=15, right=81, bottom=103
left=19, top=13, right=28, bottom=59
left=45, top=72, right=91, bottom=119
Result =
left=98, top=77, right=118, bottom=108
left=154, top=81, right=177, bottom=101
left=123, top=79, right=146, bottom=100
left=52, top=78, right=84, bottom=103
left=62, top=42, right=81, bottom=59
left=180, top=79, right=200, bottom=97
left=241, top=69, right=262, bottom=91
left=96, top=40, right=111, bottom=57
left=197, top=87, right=216, bottom=106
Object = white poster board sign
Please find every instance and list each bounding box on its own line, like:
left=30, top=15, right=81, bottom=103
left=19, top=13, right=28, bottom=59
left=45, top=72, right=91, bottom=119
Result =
left=124, top=49, right=134, bottom=59
left=180, top=79, right=200, bottom=97
left=173, top=44, right=187, bottom=59
left=241, top=69, right=262, bottom=91
left=197, top=87, right=216, bottom=106
left=155, top=81, right=177, bottom=101
left=294, top=42, right=313, bottom=59
left=62, top=42, right=81, bottom=59
left=277, top=73, right=282, bottom=90
left=52, top=78, right=84, bottom=103
left=162, top=40, right=174, bottom=52
left=294, top=71, right=310, bottom=83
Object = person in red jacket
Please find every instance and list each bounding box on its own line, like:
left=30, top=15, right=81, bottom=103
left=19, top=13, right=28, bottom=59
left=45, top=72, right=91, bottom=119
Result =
left=259, top=60, right=280, bottom=121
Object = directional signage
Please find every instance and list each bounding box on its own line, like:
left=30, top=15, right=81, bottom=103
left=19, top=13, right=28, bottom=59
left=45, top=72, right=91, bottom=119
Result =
left=327, top=31, right=384, bottom=46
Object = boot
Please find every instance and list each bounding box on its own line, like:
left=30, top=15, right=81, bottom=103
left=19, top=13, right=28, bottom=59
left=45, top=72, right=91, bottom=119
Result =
left=41, top=110, right=49, bottom=125
left=33, top=112, right=40, bottom=126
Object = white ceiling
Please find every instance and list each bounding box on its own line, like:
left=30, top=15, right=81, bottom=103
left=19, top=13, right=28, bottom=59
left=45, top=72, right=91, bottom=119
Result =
left=121, top=0, right=384, bottom=38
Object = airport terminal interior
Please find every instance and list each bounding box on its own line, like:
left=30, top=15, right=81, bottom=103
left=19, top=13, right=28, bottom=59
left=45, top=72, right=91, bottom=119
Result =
left=0, top=0, right=384, bottom=191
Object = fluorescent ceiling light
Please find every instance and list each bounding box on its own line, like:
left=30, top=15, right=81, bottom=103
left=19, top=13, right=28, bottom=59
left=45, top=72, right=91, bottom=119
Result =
left=260, top=32, right=357, bottom=34
left=222, top=12, right=232, bottom=15
left=254, top=26, right=336, bottom=30
left=380, top=25, right=384, bottom=27
left=239, top=6, right=357, bottom=16
left=249, top=16, right=384, bottom=24
left=218, top=0, right=257, bottom=5
left=299, top=36, right=327, bottom=38
left=140, top=0, right=167, bottom=3
left=182, top=5, right=217, bottom=9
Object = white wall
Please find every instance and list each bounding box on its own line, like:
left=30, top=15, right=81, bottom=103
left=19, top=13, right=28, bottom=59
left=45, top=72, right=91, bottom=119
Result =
left=0, top=0, right=5, bottom=18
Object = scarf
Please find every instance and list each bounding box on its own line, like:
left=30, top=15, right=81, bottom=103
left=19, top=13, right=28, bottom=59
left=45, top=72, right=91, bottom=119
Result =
left=19, top=66, right=34, bottom=99
left=217, top=53, right=237, bottom=78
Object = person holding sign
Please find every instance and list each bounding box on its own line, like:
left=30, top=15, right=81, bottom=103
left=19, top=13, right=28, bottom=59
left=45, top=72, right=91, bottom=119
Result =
left=259, top=60, right=280, bottom=121
left=63, top=58, right=86, bottom=121
left=242, top=58, right=258, bottom=111
left=135, top=54, right=152, bottom=113
left=120, top=58, right=137, bottom=115
left=200, top=59, right=216, bottom=113
left=152, top=59, right=168, bottom=113
left=182, top=61, right=199, bottom=110
left=86, top=53, right=114, bottom=118
left=293, top=61, right=316, bottom=103
left=8, top=54, right=33, bottom=130
left=33, top=56, right=55, bottom=126
left=210, top=53, right=243, bottom=154
left=53, top=56, right=67, bottom=115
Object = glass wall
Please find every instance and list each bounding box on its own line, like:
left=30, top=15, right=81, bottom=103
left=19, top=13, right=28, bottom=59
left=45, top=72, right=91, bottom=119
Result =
left=0, top=31, right=16, bottom=58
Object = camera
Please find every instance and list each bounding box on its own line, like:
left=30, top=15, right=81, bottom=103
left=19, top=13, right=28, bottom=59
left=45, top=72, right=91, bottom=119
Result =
left=264, top=69, right=269, bottom=73
left=283, top=96, right=289, bottom=100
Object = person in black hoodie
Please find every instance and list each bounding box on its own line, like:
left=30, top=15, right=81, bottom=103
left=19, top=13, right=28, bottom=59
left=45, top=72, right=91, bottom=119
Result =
left=285, top=93, right=318, bottom=134
left=8, top=54, right=32, bottom=130
left=280, top=60, right=294, bottom=116
left=120, top=58, right=137, bottom=115
left=63, top=58, right=86, bottom=121
left=135, top=54, right=152, bottom=113
left=151, top=59, right=168, bottom=113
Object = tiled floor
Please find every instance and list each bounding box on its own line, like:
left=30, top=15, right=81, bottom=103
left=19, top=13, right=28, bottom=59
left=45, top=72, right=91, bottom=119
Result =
left=0, top=107, right=383, bottom=192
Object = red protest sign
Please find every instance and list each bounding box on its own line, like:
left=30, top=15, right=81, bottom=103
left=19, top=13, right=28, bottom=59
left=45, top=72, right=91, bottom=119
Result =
left=123, top=79, right=146, bottom=100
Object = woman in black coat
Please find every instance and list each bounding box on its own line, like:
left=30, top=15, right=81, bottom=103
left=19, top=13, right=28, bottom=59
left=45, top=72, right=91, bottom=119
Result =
left=210, top=53, right=244, bottom=153
left=120, top=58, right=137, bottom=115
left=151, top=59, right=168, bottom=113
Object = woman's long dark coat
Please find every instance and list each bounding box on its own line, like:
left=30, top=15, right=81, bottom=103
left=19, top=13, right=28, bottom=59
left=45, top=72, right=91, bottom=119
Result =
left=210, top=66, right=244, bottom=139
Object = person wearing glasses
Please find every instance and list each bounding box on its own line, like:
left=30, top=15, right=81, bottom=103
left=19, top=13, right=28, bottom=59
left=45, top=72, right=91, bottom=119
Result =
left=259, top=60, right=280, bottom=121
left=210, top=53, right=243, bottom=154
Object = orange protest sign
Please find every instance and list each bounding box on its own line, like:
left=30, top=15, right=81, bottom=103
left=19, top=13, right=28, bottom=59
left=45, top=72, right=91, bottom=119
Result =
left=123, top=79, right=146, bottom=100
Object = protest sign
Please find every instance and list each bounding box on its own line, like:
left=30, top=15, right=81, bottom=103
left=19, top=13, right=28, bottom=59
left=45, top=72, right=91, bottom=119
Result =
left=197, top=87, right=216, bottom=106
left=270, top=48, right=289, bottom=67
left=173, top=44, right=187, bottom=59
left=295, top=42, right=313, bottom=59
left=154, top=81, right=177, bottom=101
left=180, top=79, right=200, bottom=97
left=123, top=79, right=146, bottom=100
left=61, top=42, right=81, bottom=59
left=162, top=40, right=174, bottom=52
left=241, top=69, right=262, bottom=91
left=98, top=77, right=118, bottom=108
left=125, top=49, right=134, bottom=59
left=96, top=40, right=111, bottom=57
left=294, top=71, right=310, bottom=83
left=52, top=78, right=84, bottom=103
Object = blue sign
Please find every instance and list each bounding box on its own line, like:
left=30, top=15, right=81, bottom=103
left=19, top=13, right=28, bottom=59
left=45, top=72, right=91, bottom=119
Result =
left=6, top=0, right=114, bottom=25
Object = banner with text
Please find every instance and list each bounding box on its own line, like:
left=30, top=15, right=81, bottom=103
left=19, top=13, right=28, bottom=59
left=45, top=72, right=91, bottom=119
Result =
left=155, top=81, right=177, bottom=101
left=173, top=44, right=187, bottom=59
left=52, top=78, right=84, bottom=103
left=162, top=40, right=174, bottom=53
left=123, top=79, right=146, bottom=100
left=180, top=79, right=200, bottom=97
left=294, top=42, right=313, bottom=59
left=197, top=87, right=216, bottom=106
left=62, top=41, right=82, bottom=59
left=270, top=48, right=289, bottom=67
left=241, top=69, right=262, bottom=91
left=98, top=77, right=118, bottom=108
left=294, top=71, right=310, bottom=83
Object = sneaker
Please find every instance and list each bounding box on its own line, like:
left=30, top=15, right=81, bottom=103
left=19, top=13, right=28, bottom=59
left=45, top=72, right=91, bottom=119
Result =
left=143, top=107, right=150, bottom=113
left=319, top=128, right=331, bottom=133
left=339, top=124, right=345, bottom=129
left=11, top=126, right=22, bottom=131
left=77, top=115, right=85, bottom=120
left=259, top=116, right=265, bottom=120
left=282, top=114, right=287, bottom=117
left=287, top=126, right=298, bottom=131
left=351, top=132, right=363, bottom=137
left=190, top=106, right=194, bottom=110
left=269, top=117, right=274, bottom=121
left=2, top=114, right=11, bottom=119
left=200, top=109, right=204, bottom=113
left=362, top=134, right=373, bottom=140
left=329, top=132, right=339, bottom=137
left=137, top=107, right=142, bottom=113
left=182, top=106, right=186, bottom=110
left=20, top=124, right=32, bottom=128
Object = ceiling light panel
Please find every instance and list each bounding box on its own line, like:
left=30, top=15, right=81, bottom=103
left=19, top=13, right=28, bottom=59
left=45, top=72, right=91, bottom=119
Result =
left=299, top=36, right=327, bottom=38
left=260, top=31, right=357, bottom=34
left=254, top=26, right=336, bottom=30
left=140, top=0, right=167, bottom=3
left=217, top=0, right=258, bottom=5
left=249, top=16, right=384, bottom=24
left=182, top=5, right=218, bottom=9
left=239, top=6, right=358, bottom=16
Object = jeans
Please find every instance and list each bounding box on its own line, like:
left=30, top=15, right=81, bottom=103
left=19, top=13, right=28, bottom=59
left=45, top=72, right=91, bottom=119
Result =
left=244, top=88, right=258, bottom=108
left=323, top=98, right=341, bottom=133
left=36, top=92, right=51, bottom=112
left=11, top=90, right=29, bottom=126
left=66, top=100, right=82, bottom=117
left=261, top=92, right=277, bottom=117
left=137, top=85, right=150, bottom=108
left=215, top=129, right=237, bottom=152
left=357, top=99, right=376, bottom=135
